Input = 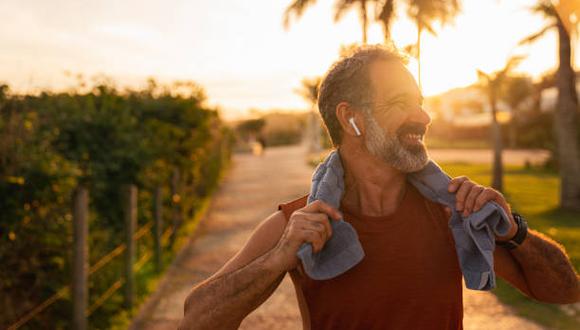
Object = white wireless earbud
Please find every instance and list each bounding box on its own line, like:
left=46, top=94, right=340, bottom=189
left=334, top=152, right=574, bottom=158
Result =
left=349, top=117, right=362, bottom=136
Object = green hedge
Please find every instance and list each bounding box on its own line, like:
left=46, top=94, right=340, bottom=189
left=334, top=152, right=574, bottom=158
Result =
left=0, top=81, right=234, bottom=329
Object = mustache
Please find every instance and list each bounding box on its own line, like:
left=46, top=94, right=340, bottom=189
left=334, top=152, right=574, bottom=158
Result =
left=396, top=123, right=427, bottom=136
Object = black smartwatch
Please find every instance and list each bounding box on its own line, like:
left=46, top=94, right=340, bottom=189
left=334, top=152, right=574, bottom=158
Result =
left=496, top=212, right=528, bottom=250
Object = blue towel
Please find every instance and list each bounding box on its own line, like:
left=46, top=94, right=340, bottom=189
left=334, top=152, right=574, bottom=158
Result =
left=298, top=152, right=365, bottom=280
left=299, top=150, right=513, bottom=290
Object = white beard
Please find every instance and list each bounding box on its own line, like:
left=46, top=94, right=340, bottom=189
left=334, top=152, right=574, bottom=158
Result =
left=363, top=114, right=429, bottom=172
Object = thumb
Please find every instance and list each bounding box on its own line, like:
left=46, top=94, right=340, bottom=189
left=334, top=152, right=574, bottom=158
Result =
left=444, top=206, right=452, bottom=219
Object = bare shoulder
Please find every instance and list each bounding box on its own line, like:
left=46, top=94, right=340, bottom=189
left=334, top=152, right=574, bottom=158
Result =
left=210, top=210, right=288, bottom=279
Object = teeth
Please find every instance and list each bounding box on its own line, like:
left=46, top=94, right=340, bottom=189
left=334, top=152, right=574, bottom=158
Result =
left=406, top=134, right=422, bottom=141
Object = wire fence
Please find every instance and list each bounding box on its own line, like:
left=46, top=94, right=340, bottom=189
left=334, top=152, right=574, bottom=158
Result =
left=6, top=185, right=188, bottom=330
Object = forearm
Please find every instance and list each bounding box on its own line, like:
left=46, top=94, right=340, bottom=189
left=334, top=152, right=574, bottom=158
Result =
left=179, top=250, right=286, bottom=330
left=509, top=229, right=580, bottom=303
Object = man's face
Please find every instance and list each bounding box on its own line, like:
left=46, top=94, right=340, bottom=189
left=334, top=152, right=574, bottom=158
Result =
left=361, top=60, right=431, bottom=172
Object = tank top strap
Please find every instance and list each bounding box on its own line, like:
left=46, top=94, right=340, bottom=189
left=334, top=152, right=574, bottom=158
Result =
left=278, top=194, right=309, bottom=222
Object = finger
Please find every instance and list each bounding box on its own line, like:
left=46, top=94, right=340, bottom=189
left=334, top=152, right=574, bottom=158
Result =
left=299, top=219, right=329, bottom=242
left=303, top=229, right=324, bottom=253
left=473, top=188, right=497, bottom=212
left=297, top=216, right=329, bottom=238
left=464, top=185, right=484, bottom=215
left=484, top=188, right=511, bottom=214
left=455, top=180, right=475, bottom=211
left=304, top=200, right=342, bottom=220
left=443, top=206, right=452, bottom=219
left=491, top=189, right=509, bottom=211
left=448, top=176, right=468, bottom=193
left=303, top=213, right=333, bottom=239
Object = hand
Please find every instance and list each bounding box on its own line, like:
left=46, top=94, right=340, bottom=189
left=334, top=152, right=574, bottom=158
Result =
left=447, top=176, right=517, bottom=241
left=271, top=200, right=342, bottom=271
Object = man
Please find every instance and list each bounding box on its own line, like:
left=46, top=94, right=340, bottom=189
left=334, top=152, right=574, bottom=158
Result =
left=179, top=46, right=579, bottom=329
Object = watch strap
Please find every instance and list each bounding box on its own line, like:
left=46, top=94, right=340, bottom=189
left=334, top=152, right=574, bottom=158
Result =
left=496, top=212, right=528, bottom=250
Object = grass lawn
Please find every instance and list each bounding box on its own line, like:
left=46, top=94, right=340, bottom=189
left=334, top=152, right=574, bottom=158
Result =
left=426, top=137, right=491, bottom=149
left=441, top=162, right=580, bottom=329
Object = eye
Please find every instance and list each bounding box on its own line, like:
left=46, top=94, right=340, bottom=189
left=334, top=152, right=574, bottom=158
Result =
left=393, top=100, right=412, bottom=112
left=402, top=99, right=423, bottom=112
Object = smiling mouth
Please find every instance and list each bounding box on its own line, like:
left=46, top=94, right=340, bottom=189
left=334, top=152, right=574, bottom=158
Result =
left=400, top=133, right=424, bottom=145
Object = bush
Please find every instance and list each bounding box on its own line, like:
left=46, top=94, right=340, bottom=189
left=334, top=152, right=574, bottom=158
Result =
left=0, top=81, right=233, bottom=329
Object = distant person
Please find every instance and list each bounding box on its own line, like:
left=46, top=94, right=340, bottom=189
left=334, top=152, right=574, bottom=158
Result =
left=179, top=45, right=579, bottom=329
left=257, top=135, right=267, bottom=155
left=249, top=135, right=263, bottom=156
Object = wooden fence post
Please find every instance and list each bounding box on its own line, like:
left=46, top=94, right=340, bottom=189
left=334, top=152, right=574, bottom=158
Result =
left=123, top=184, right=137, bottom=310
left=153, top=186, right=163, bottom=272
left=170, top=168, right=181, bottom=246
left=72, top=185, right=88, bottom=330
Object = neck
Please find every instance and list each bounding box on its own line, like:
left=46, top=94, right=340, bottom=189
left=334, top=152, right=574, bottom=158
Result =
left=338, top=141, right=407, bottom=217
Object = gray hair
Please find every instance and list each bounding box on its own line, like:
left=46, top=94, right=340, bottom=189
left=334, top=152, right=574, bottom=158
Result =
left=317, top=44, right=407, bottom=146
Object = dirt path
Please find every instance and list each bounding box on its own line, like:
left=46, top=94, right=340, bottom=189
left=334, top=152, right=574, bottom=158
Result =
left=130, top=145, right=543, bottom=330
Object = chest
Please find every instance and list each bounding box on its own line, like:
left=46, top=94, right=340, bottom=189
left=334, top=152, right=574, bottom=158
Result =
left=298, top=204, right=462, bottom=304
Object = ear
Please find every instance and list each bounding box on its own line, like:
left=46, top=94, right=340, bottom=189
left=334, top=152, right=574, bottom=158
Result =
left=336, top=102, right=365, bottom=138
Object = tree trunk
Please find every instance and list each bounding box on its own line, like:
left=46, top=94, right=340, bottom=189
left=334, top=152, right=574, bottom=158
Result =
left=490, top=89, right=503, bottom=192
left=72, top=185, right=88, bottom=330
left=555, top=19, right=580, bottom=210
left=360, top=0, right=368, bottom=44
left=170, top=168, right=182, bottom=246
left=417, top=20, right=423, bottom=91
left=509, top=114, right=517, bottom=149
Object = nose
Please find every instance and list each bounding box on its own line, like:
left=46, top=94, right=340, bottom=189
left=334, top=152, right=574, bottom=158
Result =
left=410, top=105, right=431, bottom=126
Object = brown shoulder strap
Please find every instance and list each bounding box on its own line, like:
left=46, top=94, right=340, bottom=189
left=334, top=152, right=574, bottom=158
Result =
left=278, top=194, right=309, bottom=222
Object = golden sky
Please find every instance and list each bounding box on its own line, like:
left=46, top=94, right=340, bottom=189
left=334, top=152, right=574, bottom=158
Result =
left=0, top=0, right=572, bottom=119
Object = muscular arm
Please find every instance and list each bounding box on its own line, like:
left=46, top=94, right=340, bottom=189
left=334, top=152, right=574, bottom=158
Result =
left=179, top=201, right=339, bottom=329
left=179, top=249, right=286, bottom=329
left=178, top=211, right=287, bottom=330
left=496, top=229, right=580, bottom=304
left=448, top=177, right=579, bottom=304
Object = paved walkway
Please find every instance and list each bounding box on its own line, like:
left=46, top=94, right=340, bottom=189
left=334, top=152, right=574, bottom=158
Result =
left=130, top=145, right=543, bottom=330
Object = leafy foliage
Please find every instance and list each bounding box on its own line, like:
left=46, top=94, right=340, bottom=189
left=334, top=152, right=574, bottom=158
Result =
left=0, top=80, right=233, bottom=328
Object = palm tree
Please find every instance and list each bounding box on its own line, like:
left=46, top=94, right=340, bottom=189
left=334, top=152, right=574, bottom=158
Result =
left=376, top=0, right=461, bottom=89
left=502, top=75, right=534, bottom=148
left=521, top=0, right=580, bottom=210
left=532, top=72, right=556, bottom=114
left=284, top=0, right=372, bottom=44
left=477, top=56, right=523, bottom=192
left=296, top=77, right=323, bottom=152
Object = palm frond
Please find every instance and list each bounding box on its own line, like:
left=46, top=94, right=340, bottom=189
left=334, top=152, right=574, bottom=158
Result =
left=519, top=24, right=557, bottom=45
left=477, top=70, right=490, bottom=83
left=406, top=0, right=461, bottom=35
left=377, top=0, right=396, bottom=38
left=504, top=55, right=526, bottom=71
left=295, top=77, right=322, bottom=105
left=403, top=43, right=418, bottom=58
left=334, top=0, right=356, bottom=22
left=530, top=1, right=557, bottom=19
left=497, top=56, right=526, bottom=81
left=422, top=20, right=436, bottom=35
left=283, top=0, right=319, bottom=29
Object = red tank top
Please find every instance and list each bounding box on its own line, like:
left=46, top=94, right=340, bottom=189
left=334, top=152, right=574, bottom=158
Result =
left=278, top=183, right=463, bottom=330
